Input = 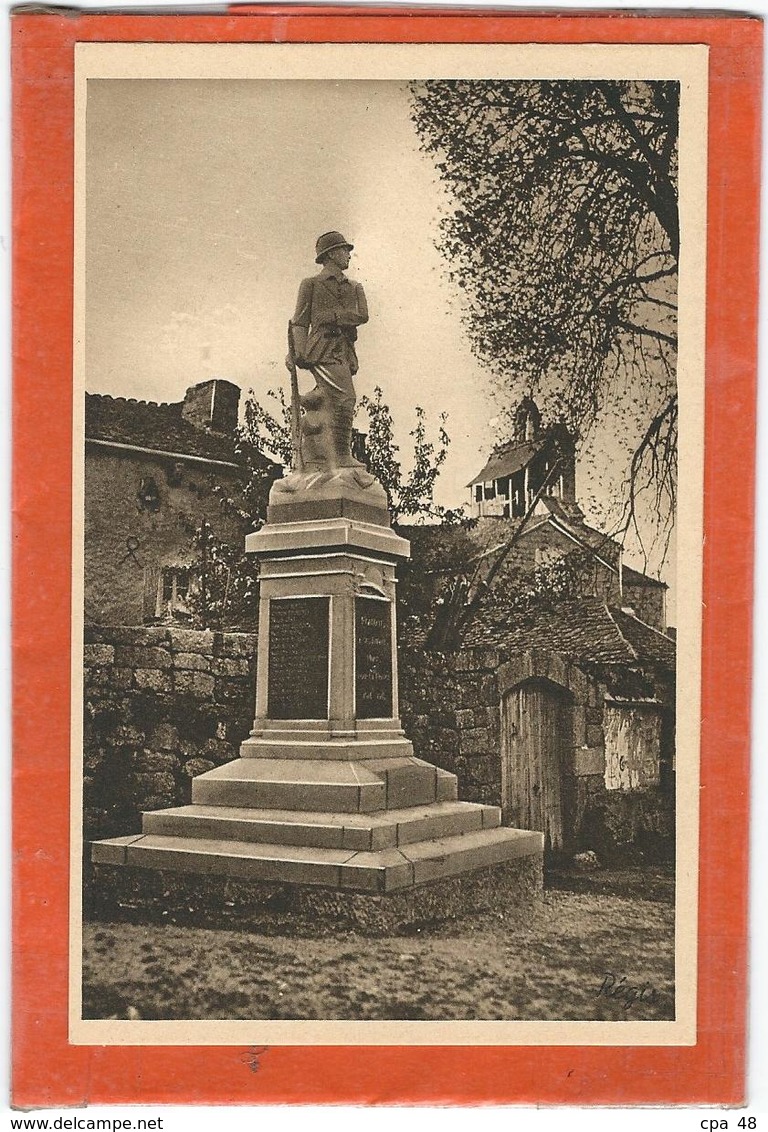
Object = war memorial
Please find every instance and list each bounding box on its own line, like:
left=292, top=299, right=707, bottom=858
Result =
left=92, top=232, right=544, bottom=930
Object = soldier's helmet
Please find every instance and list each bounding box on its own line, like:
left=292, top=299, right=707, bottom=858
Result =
left=315, top=231, right=354, bottom=264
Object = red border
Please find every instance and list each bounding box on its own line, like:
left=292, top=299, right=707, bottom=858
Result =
left=12, top=9, right=762, bottom=1107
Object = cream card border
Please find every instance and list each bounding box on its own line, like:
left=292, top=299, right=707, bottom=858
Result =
left=69, top=40, right=708, bottom=1047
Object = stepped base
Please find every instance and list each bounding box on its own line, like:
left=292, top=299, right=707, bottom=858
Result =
left=93, top=823, right=541, bottom=894
left=141, top=798, right=502, bottom=850
left=240, top=725, right=416, bottom=762
left=91, top=754, right=543, bottom=908
left=188, top=756, right=458, bottom=813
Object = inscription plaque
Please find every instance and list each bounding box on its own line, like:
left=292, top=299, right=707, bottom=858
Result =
left=268, top=597, right=330, bottom=719
left=355, top=597, right=393, bottom=719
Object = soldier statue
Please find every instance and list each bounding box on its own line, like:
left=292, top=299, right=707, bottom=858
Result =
left=285, top=231, right=369, bottom=476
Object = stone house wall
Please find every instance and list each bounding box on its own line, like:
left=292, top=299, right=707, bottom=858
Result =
left=621, top=580, right=667, bottom=633
left=399, top=645, right=674, bottom=862
left=502, top=522, right=620, bottom=603
left=85, top=447, right=246, bottom=626
left=399, top=648, right=504, bottom=807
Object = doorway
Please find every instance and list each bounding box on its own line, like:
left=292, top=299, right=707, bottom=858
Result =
left=501, top=678, right=572, bottom=853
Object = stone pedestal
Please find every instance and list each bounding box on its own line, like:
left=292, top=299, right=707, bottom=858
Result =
left=92, top=475, right=543, bottom=919
left=239, top=513, right=413, bottom=761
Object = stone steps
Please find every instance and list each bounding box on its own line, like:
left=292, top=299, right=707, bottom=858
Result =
left=190, top=756, right=457, bottom=813
left=141, top=799, right=501, bottom=852
left=91, top=753, right=543, bottom=905
left=91, top=825, right=542, bottom=895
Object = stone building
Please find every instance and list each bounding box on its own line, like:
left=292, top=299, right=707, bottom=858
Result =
left=467, top=397, right=577, bottom=520
left=465, top=398, right=667, bottom=631
left=84, top=379, right=276, bottom=626
left=398, top=598, right=676, bottom=862
left=396, top=397, right=676, bottom=860
left=82, top=386, right=675, bottom=864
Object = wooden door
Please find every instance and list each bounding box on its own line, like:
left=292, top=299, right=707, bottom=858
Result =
left=501, top=679, right=570, bottom=852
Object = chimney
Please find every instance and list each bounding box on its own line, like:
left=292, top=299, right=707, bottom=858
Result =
left=181, top=379, right=240, bottom=434
left=351, top=429, right=369, bottom=467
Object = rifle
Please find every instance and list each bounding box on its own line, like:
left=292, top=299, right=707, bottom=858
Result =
left=286, top=321, right=304, bottom=473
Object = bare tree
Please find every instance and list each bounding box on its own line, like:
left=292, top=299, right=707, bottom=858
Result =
left=410, top=79, right=679, bottom=562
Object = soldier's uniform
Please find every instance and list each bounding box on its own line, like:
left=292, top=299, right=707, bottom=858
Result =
left=290, top=232, right=368, bottom=471
left=292, top=265, right=368, bottom=380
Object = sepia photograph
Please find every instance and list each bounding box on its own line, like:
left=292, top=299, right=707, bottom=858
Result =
left=72, top=42, right=707, bottom=1042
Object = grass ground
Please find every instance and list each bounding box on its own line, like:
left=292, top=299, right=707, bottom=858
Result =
left=82, top=866, right=674, bottom=1021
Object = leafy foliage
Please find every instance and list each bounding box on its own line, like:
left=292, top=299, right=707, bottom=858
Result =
left=179, top=391, right=291, bottom=629
left=359, top=386, right=463, bottom=525
left=241, top=386, right=294, bottom=470
left=397, top=520, right=481, bottom=648
left=410, top=79, right=679, bottom=561
left=182, top=387, right=459, bottom=628
left=472, top=547, right=609, bottom=628
left=183, top=521, right=260, bottom=631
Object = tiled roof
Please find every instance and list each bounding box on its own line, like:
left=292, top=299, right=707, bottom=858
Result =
left=531, top=496, right=586, bottom=526
left=85, top=393, right=241, bottom=464
left=561, top=520, right=622, bottom=560
left=528, top=503, right=622, bottom=561
left=622, top=564, right=668, bottom=590
left=611, top=607, right=676, bottom=668
left=465, top=595, right=675, bottom=672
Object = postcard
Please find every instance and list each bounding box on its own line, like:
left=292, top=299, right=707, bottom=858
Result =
left=12, top=9, right=761, bottom=1107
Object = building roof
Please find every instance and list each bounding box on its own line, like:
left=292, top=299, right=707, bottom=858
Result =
left=466, top=439, right=546, bottom=487
left=466, top=415, right=575, bottom=489
left=520, top=500, right=623, bottom=562
left=465, top=595, right=675, bottom=671
left=402, top=511, right=666, bottom=611
left=85, top=392, right=241, bottom=465
left=622, top=564, right=668, bottom=590
left=610, top=607, right=676, bottom=667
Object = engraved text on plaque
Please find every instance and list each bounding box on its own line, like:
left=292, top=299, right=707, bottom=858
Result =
left=355, top=597, right=393, bottom=719
left=268, top=597, right=330, bottom=719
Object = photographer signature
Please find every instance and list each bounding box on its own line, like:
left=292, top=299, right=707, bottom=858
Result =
left=597, top=972, right=659, bottom=1012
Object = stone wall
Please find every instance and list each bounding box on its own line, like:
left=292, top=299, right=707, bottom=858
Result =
left=83, top=627, right=673, bottom=864
left=399, top=647, right=503, bottom=806
left=400, top=644, right=674, bottom=863
left=621, top=580, right=667, bottom=633
left=84, top=625, right=256, bottom=841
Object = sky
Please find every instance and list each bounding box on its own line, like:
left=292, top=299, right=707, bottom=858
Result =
left=85, top=77, right=674, bottom=602
left=86, top=79, right=497, bottom=503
